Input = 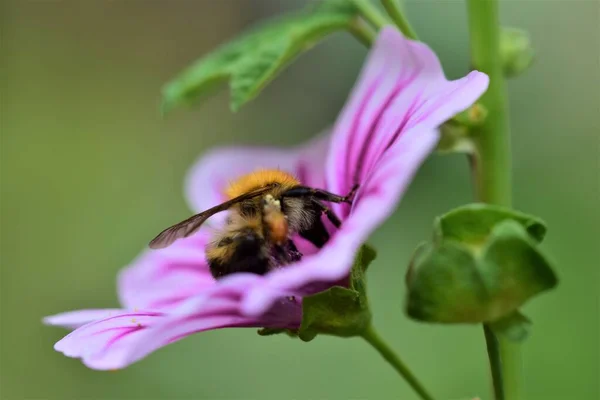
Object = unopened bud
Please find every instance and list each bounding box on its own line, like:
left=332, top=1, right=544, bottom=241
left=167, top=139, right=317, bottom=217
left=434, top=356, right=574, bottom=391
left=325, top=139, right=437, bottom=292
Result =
left=501, top=27, right=535, bottom=77
left=404, top=204, right=557, bottom=328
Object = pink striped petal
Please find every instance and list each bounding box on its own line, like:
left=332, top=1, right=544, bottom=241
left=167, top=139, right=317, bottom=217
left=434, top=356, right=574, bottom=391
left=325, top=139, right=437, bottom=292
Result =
left=326, top=27, right=489, bottom=218
left=123, top=295, right=301, bottom=367
left=117, top=230, right=215, bottom=310
left=43, top=309, right=124, bottom=330
left=51, top=289, right=302, bottom=370
left=53, top=311, right=165, bottom=369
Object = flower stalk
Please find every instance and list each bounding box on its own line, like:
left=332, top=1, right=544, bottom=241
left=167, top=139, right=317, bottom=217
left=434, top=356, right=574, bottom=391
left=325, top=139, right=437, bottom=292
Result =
left=466, top=1, right=519, bottom=399
left=361, top=324, right=435, bottom=400
left=466, top=0, right=512, bottom=207
left=380, top=0, right=418, bottom=39
left=353, top=0, right=390, bottom=29
left=349, top=17, right=377, bottom=46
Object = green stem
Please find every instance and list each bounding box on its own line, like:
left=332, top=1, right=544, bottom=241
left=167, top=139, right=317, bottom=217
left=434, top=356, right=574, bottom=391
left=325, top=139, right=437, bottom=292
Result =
left=353, top=0, right=390, bottom=29
left=348, top=17, right=376, bottom=47
left=483, top=325, right=504, bottom=400
left=499, top=336, right=522, bottom=399
left=361, top=324, right=435, bottom=400
left=466, top=1, right=519, bottom=400
left=380, top=0, right=417, bottom=39
left=466, top=0, right=512, bottom=206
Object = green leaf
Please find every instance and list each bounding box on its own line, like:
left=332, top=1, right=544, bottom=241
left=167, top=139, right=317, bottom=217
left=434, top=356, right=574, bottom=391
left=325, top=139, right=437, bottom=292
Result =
left=350, top=243, right=376, bottom=292
left=297, top=244, right=376, bottom=342
left=299, top=286, right=369, bottom=341
left=406, top=208, right=558, bottom=326
left=162, top=0, right=358, bottom=113
left=488, top=311, right=531, bottom=342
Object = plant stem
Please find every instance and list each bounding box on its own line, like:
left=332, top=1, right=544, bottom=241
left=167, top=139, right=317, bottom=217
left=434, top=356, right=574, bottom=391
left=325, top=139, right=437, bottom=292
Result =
left=466, top=1, right=520, bottom=400
left=361, top=324, right=435, bottom=400
left=348, top=18, right=376, bottom=47
left=353, top=0, right=390, bottom=30
left=380, top=0, right=417, bottom=39
left=466, top=0, right=512, bottom=206
left=499, top=337, right=522, bottom=399
left=483, top=325, right=504, bottom=400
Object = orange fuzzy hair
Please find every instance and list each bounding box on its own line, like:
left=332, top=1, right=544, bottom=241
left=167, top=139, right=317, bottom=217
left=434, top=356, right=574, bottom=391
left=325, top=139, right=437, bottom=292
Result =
left=224, top=169, right=300, bottom=199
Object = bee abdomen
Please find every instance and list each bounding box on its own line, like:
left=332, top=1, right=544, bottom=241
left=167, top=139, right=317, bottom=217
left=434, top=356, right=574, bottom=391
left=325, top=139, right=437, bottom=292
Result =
left=207, top=229, right=270, bottom=279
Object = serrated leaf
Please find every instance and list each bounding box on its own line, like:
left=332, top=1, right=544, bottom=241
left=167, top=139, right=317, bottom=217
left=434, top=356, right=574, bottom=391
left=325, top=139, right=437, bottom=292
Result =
left=162, top=0, right=358, bottom=113
left=488, top=311, right=531, bottom=342
left=297, top=244, right=376, bottom=341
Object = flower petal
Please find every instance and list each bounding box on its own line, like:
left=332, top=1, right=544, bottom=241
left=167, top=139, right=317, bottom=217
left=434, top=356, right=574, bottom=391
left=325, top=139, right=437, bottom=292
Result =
left=53, top=310, right=165, bottom=370
left=185, top=134, right=330, bottom=223
left=326, top=27, right=489, bottom=218
left=53, top=282, right=302, bottom=370
left=117, top=230, right=215, bottom=310
left=123, top=293, right=301, bottom=367
left=43, top=309, right=124, bottom=330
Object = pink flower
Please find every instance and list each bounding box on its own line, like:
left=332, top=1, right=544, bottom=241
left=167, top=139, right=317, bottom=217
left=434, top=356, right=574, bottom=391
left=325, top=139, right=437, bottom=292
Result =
left=45, top=27, right=489, bottom=370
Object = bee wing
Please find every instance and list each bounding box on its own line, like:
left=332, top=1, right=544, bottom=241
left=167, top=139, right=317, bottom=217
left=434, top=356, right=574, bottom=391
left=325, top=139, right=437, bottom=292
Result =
left=148, top=185, right=275, bottom=249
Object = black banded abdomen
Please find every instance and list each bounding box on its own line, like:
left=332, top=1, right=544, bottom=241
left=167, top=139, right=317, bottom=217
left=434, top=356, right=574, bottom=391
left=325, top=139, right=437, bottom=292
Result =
left=207, top=229, right=270, bottom=278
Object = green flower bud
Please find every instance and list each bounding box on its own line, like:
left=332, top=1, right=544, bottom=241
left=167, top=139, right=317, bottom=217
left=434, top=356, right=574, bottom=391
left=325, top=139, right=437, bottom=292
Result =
left=501, top=27, right=535, bottom=78
left=405, top=204, right=557, bottom=338
left=437, top=104, right=488, bottom=154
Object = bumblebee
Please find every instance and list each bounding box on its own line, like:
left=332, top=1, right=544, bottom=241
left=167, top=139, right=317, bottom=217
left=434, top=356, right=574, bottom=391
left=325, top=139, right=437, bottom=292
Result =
left=149, top=169, right=357, bottom=278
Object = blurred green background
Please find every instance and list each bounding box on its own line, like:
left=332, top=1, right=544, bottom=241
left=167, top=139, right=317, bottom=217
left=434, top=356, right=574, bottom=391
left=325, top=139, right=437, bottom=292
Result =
left=1, top=1, right=598, bottom=399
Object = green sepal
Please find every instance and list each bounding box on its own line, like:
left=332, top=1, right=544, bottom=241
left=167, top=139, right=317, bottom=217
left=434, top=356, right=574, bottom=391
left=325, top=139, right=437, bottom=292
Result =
left=406, top=204, right=558, bottom=326
left=452, top=103, right=489, bottom=127
left=257, top=327, right=298, bottom=338
left=161, top=0, right=358, bottom=113
left=434, top=203, right=547, bottom=246
left=488, top=311, right=531, bottom=342
left=297, top=244, right=376, bottom=342
left=501, top=27, right=535, bottom=78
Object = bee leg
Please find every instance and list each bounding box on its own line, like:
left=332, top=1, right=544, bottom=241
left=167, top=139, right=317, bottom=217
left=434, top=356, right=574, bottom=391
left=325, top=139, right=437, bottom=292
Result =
left=311, top=199, right=342, bottom=228
left=296, top=199, right=343, bottom=249
left=281, top=184, right=359, bottom=204
left=298, top=214, right=330, bottom=248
